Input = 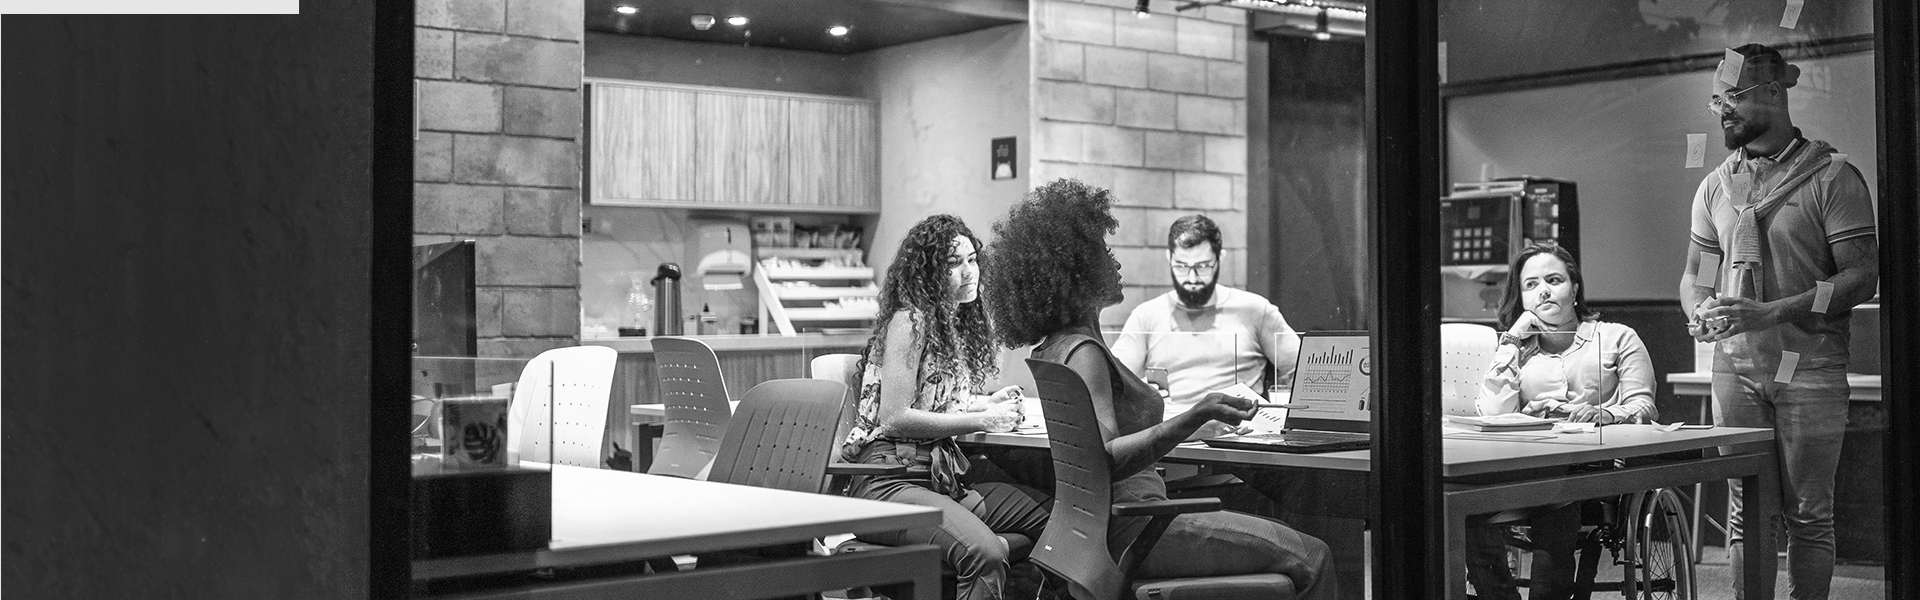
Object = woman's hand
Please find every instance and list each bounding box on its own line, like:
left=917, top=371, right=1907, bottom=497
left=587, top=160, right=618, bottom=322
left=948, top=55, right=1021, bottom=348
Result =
left=977, top=404, right=1023, bottom=433
left=986, top=385, right=1023, bottom=404
left=1506, top=311, right=1546, bottom=340
left=1563, top=404, right=1619, bottom=425
left=1521, top=398, right=1563, bottom=417
left=1191, top=391, right=1258, bottom=427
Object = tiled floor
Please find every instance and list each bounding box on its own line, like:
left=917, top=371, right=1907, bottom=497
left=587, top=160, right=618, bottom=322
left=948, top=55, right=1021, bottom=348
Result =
left=1688, top=547, right=1886, bottom=600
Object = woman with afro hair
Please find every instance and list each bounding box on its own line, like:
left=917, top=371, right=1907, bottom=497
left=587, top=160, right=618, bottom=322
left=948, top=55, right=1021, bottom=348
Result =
left=840, top=214, right=1049, bottom=600
left=984, top=179, right=1339, bottom=600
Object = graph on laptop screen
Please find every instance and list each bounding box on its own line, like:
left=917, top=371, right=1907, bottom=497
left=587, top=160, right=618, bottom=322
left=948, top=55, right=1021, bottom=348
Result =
left=1288, top=333, right=1370, bottom=424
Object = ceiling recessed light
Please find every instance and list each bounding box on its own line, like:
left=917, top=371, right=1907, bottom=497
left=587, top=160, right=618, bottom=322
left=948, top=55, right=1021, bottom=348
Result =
left=614, top=5, right=637, bottom=15
left=726, top=15, right=748, bottom=26
left=827, top=25, right=849, bottom=36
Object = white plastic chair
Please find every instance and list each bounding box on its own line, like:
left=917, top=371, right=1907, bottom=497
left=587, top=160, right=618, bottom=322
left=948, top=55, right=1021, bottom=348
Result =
left=1440, top=322, right=1499, bottom=417
left=507, top=345, right=619, bottom=468
left=650, top=337, right=732, bottom=479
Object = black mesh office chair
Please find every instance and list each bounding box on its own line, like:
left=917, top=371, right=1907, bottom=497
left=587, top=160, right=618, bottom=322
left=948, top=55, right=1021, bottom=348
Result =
left=1026, top=358, right=1294, bottom=600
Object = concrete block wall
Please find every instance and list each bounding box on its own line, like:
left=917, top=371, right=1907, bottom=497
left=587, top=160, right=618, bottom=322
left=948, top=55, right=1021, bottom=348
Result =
left=1029, top=0, right=1250, bottom=327
left=415, top=0, right=585, bottom=359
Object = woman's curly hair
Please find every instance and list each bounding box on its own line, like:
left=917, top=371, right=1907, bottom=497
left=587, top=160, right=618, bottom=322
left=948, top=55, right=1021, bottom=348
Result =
left=863, top=214, right=998, bottom=388
left=984, top=178, right=1122, bottom=347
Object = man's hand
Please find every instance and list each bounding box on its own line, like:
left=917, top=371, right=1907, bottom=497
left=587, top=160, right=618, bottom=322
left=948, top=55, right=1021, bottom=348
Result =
left=1695, top=296, right=1778, bottom=342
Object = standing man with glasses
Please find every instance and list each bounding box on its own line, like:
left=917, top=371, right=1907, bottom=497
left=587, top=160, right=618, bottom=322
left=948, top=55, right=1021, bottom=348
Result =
left=1679, top=43, right=1878, bottom=600
left=1113, top=214, right=1301, bottom=432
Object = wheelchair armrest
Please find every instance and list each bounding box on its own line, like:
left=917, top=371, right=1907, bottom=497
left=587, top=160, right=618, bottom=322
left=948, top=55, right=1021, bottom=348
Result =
left=825, top=463, right=907, bottom=476
left=1112, top=497, right=1222, bottom=517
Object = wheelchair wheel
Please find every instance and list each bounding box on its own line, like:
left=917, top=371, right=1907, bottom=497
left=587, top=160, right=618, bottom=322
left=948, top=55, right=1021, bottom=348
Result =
left=1622, top=489, right=1695, bottom=600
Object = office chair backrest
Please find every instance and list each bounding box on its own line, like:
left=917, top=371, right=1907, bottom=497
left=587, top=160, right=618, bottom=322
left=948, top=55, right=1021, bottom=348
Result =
left=511, top=345, right=618, bottom=467
left=1026, top=358, right=1126, bottom=600
left=706, top=378, right=849, bottom=493
left=650, top=337, right=732, bottom=478
left=1440, top=322, right=1499, bottom=417
left=810, top=353, right=865, bottom=456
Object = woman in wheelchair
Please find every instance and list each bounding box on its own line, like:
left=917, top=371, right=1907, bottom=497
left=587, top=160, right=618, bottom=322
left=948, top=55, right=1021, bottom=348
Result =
left=1469, top=242, right=1659, bottom=600
left=985, top=179, right=1340, bottom=600
left=839, top=215, right=1049, bottom=600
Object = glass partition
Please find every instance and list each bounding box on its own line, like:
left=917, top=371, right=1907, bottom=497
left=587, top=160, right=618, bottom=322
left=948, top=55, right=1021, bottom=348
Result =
left=1437, top=1, right=1888, bottom=597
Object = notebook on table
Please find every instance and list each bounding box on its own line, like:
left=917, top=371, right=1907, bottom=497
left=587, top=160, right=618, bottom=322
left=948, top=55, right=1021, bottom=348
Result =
left=1200, top=332, right=1372, bottom=454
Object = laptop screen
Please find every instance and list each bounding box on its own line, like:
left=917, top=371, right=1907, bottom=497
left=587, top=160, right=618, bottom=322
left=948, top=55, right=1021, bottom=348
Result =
left=1283, top=332, right=1371, bottom=433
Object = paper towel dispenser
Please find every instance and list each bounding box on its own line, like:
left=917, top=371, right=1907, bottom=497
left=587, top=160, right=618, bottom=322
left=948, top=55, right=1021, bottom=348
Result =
left=695, top=222, right=752, bottom=291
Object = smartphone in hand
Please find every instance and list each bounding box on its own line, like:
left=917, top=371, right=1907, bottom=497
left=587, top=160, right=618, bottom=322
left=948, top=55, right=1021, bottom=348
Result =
left=1145, top=367, right=1169, bottom=390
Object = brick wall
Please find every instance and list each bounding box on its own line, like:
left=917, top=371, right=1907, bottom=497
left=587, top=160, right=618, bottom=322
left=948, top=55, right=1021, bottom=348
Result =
left=1029, top=0, right=1249, bottom=327
left=415, top=0, right=584, bottom=359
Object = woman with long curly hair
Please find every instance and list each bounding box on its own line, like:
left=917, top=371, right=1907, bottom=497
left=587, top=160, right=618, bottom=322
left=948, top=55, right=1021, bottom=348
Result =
left=840, top=214, right=1048, bottom=600
left=985, top=179, right=1338, bottom=600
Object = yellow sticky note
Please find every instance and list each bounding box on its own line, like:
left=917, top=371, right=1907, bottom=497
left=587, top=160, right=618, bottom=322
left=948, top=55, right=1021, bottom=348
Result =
left=1812, top=281, right=1834, bottom=313
left=1718, top=49, right=1746, bottom=87
left=1781, top=0, right=1806, bottom=29
left=1824, top=153, right=1850, bottom=182
left=1774, top=351, right=1801, bottom=384
left=1697, top=251, right=1723, bottom=289
left=1686, top=133, right=1707, bottom=168
left=1728, top=172, right=1753, bottom=206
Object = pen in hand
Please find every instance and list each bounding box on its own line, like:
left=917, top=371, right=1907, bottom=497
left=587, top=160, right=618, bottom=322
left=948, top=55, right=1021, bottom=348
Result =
left=1256, top=403, right=1310, bottom=409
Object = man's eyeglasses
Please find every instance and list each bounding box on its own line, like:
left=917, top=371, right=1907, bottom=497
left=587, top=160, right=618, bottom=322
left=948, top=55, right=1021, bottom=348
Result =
left=1706, top=81, right=1771, bottom=115
left=1172, top=261, right=1217, bottom=277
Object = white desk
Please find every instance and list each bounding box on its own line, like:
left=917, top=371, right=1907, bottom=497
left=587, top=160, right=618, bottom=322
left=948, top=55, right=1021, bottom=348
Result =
left=962, top=424, right=1779, bottom=600
left=413, top=465, right=942, bottom=599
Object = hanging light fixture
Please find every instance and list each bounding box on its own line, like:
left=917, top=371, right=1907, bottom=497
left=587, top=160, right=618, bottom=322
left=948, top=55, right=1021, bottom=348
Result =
left=1313, top=8, right=1332, bottom=40
left=1135, top=0, right=1151, bottom=19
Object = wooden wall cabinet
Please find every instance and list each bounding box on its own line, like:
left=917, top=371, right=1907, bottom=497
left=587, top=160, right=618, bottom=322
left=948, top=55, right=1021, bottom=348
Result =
left=588, top=80, right=878, bottom=212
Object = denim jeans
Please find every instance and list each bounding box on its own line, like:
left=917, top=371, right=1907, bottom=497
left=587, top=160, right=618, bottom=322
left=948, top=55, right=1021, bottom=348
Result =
left=852, top=440, right=1050, bottom=600
left=1134, top=508, right=1341, bottom=600
left=1715, top=365, right=1850, bottom=600
left=1463, top=503, right=1582, bottom=600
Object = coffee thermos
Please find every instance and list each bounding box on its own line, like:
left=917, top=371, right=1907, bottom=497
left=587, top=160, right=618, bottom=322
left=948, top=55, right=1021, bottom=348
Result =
left=651, top=263, right=684, bottom=336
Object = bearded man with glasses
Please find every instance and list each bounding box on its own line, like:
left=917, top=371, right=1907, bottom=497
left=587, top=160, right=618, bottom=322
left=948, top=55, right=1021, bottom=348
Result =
left=1679, top=42, right=1879, bottom=600
left=1112, top=214, right=1301, bottom=430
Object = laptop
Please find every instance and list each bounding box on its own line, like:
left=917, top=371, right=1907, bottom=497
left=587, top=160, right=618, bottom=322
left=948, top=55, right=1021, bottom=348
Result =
left=1200, top=331, right=1372, bottom=454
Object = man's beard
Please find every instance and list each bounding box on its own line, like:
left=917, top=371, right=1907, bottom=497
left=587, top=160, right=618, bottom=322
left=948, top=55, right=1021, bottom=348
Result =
left=1722, top=115, right=1768, bottom=150
left=1173, top=275, right=1218, bottom=307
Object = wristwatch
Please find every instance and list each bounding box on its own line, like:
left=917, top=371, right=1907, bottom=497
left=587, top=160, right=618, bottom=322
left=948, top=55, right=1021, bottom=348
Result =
left=1500, top=332, right=1526, bottom=346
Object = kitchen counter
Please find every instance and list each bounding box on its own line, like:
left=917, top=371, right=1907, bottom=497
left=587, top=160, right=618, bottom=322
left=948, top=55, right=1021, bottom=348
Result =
left=582, top=332, right=870, bottom=354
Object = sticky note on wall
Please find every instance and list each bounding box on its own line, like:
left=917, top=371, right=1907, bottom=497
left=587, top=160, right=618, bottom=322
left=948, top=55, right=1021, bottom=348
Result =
left=1781, top=0, right=1806, bottom=29
left=1686, top=134, right=1707, bottom=168
left=1718, top=49, right=1746, bottom=86
left=1697, top=251, right=1723, bottom=289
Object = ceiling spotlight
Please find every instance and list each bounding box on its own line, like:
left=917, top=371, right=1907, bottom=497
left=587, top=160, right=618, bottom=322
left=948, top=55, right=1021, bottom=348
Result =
left=726, top=15, right=748, bottom=26
left=691, top=13, right=715, bottom=30
left=827, top=25, right=850, bottom=36
left=1312, top=9, right=1332, bottom=40
left=614, top=4, right=637, bottom=15
left=1134, top=0, right=1150, bottom=19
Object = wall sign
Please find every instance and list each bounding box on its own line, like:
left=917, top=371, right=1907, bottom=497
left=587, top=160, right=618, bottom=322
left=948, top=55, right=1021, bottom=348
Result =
left=991, top=137, right=1016, bottom=180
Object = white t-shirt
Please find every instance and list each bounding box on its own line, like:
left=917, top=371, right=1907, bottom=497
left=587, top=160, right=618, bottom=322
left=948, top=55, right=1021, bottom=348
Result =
left=1111, top=286, right=1299, bottom=421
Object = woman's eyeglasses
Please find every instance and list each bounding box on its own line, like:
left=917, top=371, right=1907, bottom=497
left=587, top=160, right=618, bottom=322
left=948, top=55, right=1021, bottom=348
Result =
left=1706, top=81, right=1770, bottom=115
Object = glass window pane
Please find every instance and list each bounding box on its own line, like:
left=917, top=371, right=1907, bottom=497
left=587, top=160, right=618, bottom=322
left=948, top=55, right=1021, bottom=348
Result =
left=1440, top=2, right=1886, bottom=597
